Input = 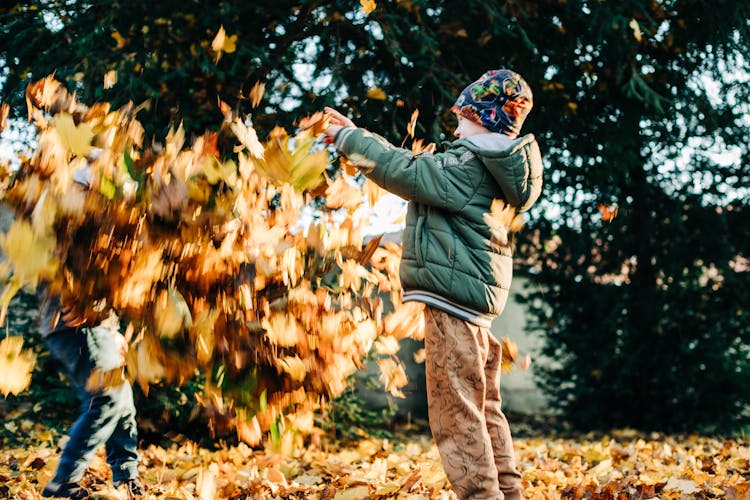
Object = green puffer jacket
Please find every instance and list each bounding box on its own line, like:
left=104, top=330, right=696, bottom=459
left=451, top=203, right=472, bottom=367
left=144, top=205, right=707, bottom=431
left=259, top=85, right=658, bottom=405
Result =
left=334, top=127, right=543, bottom=327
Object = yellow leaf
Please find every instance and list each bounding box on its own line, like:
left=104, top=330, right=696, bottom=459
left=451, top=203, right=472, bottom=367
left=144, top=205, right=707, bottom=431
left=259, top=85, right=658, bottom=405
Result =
left=25, top=76, right=63, bottom=115
left=374, top=335, right=400, bottom=355
left=629, top=18, right=643, bottom=42
left=406, top=109, right=419, bottom=138
left=231, top=118, right=265, bottom=159
left=291, top=149, right=328, bottom=191
left=325, top=176, right=363, bottom=212
left=367, top=87, right=387, bottom=100
left=0, top=277, right=22, bottom=326
left=249, top=81, right=265, bottom=108
left=190, top=308, right=220, bottom=365
left=360, top=0, right=377, bottom=15
left=0, top=219, right=58, bottom=285
left=262, top=312, right=302, bottom=347
left=202, top=156, right=237, bottom=186
left=377, top=358, right=408, bottom=398
left=276, top=355, right=307, bottom=382
left=384, top=302, right=425, bottom=340
left=154, top=287, right=192, bottom=339
left=103, top=69, right=118, bottom=89
left=0, top=336, right=36, bottom=396
left=501, top=337, right=519, bottom=372
left=50, top=113, right=94, bottom=157
left=111, top=30, right=126, bottom=49
left=0, top=103, right=8, bottom=133
left=30, top=188, right=57, bottom=236
left=211, top=25, right=237, bottom=62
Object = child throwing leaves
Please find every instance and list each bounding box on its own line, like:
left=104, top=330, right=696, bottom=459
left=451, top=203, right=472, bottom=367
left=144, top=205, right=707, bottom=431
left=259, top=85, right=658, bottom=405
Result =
left=324, top=69, right=542, bottom=500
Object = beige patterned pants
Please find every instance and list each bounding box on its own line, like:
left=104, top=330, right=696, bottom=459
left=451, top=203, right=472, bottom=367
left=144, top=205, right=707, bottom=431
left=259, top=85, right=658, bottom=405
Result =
left=424, top=306, right=523, bottom=500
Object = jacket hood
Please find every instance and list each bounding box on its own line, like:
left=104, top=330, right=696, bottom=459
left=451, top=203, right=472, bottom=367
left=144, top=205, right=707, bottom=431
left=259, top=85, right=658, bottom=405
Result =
left=455, top=133, right=543, bottom=212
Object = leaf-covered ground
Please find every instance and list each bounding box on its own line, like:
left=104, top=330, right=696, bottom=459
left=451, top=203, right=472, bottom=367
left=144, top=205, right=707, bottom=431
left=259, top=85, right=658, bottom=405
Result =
left=1, top=417, right=749, bottom=499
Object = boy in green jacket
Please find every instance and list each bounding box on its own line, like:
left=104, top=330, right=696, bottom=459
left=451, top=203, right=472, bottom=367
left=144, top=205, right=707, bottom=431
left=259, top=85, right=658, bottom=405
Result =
left=324, top=69, right=542, bottom=500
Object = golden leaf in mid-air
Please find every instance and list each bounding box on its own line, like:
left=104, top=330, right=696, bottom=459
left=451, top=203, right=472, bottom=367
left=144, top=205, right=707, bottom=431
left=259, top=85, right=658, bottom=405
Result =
left=325, top=176, right=363, bottom=212
left=629, top=18, right=643, bottom=42
left=277, top=355, right=307, bottom=382
left=211, top=25, right=238, bottom=62
left=0, top=336, right=36, bottom=396
left=231, top=118, right=265, bottom=159
left=384, top=301, right=425, bottom=340
left=0, top=219, right=58, bottom=285
left=50, top=113, right=94, bottom=157
left=500, top=336, right=520, bottom=373
left=24, top=76, right=63, bottom=117
left=361, top=0, right=377, bottom=15
left=367, top=88, right=387, bottom=100
left=0, top=103, right=8, bottom=133
left=376, top=358, right=407, bottom=398
left=249, top=81, right=265, bottom=108
left=262, top=312, right=302, bottom=347
left=103, top=69, right=118, bottom=89
left=298, top=112, right=329, bottom=136
left=598, top=203, right=619, bottom=222
left=406, top=110, right=419, bottom=139
left=154, top=287, right=193, bottom=339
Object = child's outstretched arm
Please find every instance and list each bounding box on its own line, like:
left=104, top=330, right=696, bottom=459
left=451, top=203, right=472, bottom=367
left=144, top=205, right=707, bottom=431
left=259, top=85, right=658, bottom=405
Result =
left=323, top=111, right=478, bottom=211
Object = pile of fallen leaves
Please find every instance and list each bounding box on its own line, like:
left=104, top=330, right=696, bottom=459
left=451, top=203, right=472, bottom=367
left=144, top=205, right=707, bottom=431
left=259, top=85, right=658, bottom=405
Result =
left=0, top=77, right=529, bottom=446
left=1, top=422, right=749, bottom=499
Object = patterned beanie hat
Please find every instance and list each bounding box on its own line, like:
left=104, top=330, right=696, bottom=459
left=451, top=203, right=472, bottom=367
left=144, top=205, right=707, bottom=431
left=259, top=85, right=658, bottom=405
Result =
left=451, top=69, right=533, bottom=135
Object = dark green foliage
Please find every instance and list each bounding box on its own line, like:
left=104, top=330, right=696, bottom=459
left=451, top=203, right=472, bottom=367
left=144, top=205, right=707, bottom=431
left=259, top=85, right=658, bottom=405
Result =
left=512, top=1, right=750, bottom=432
left=2, top=0, right=750, bottom=432
left=318, top=374, right=400, bottom=442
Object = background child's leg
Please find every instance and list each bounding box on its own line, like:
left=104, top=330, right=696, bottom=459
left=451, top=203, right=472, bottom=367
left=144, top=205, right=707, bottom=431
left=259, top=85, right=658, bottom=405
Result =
left=44, top=326, right=131, bottom=485
left=424, top=306, right=502, bottom=500
left=485, top=335, right=524, bottom=500
left=104, top=382, right=140, bottom=485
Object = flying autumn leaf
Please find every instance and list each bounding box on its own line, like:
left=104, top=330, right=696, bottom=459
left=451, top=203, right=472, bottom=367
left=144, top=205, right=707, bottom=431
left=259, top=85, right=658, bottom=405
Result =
left=0, top=103, right=8, bottom=132
left=211, top=25, right=238, bottom=62
left=103, top=69, right=118, bottom=89
left=249, top=81, right=265, bottom=108
left=0, top=336, right=36, bottom=396
left=406, top=110, right=419, bottom=139
left=298, top=111, right=329, bottom=136
left=376, top=357, right=408, bottom=398
left=360, top=0, right=377, bottom=15
left=50, top=113, right=94, bottom=157
left=367, top=88, right=387, bottom=100
left=0, top=219, right=58, bottom=286
left=598, top=202, right=619, bottom=222
left=629, top=18, right=643, bottom=42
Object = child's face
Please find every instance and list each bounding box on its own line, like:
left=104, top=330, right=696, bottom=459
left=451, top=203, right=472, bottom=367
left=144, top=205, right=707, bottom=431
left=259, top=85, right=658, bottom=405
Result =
left=454, top=116, right=491, bottom=139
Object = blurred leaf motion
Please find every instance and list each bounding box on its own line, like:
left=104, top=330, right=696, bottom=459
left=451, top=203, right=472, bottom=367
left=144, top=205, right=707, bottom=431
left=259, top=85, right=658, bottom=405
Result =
left=0, top=77, right=530, bottom=445
left=0, top=77, right=417, bottom=445
left=0, top=336, right=36, bottom=396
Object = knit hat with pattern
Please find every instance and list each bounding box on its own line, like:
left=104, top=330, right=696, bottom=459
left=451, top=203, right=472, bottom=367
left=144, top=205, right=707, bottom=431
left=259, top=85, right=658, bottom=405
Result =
left=451, top=69, right=533, bottom=136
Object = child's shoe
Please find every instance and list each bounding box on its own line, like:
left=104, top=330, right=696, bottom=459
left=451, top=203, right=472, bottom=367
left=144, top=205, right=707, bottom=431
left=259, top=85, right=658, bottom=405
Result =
left=41, top=480, right=88, bottom=499
left=115, top=478, right=145, bottom=498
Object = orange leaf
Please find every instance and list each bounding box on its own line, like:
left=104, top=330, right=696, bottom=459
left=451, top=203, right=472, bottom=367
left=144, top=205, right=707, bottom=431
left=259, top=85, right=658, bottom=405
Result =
left=598, top=203, right=619, bottom=222
left=360, top=0, right=377, bottom=15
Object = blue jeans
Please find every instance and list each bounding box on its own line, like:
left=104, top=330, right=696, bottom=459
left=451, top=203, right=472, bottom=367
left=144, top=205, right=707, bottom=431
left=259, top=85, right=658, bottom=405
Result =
left=44, top=326, right=139, bottom=484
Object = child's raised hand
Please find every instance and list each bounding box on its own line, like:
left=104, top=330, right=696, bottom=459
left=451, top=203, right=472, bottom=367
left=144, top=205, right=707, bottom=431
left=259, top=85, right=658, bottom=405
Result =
left=324, top=107, right=356, bottom=128
left=323, top=107, right=355, bottom=143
